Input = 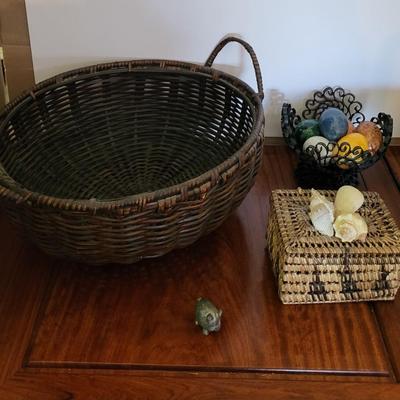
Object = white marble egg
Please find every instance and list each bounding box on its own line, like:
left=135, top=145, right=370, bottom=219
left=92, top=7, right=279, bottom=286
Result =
left=302, top=136, right=333, bottom=165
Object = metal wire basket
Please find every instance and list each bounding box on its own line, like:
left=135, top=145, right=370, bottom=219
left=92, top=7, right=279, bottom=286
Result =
left=281, top=87, right=392, bottom=189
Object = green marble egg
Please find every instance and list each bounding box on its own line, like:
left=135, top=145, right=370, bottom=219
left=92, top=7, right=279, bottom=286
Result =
left=295, top=119, right=321, bottom=146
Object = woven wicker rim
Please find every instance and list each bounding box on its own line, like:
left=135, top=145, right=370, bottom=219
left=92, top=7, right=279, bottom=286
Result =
left=0, top=58, right=264, bottom=213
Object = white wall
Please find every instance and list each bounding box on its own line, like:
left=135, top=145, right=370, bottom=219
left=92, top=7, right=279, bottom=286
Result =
left=26, top=0, right=400, bottom=137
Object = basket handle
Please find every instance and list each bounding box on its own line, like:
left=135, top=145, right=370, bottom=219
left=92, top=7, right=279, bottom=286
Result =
left=204, top=36, right=264, bottom=101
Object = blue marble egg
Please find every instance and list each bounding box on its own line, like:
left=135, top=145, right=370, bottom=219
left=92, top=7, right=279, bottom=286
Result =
left=319, top=108, right=348, bottom=141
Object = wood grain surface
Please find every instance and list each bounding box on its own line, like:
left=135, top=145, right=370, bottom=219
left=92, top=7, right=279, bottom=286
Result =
left=1, top=146, right=400, bottom=399
left=367, top=148, right=400, bottom=381
left=25, top=147, right=389, bottom=374
left=1, top=372, right=399, bottom=400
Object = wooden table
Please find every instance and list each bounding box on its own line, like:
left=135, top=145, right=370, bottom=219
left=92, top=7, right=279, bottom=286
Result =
left=1, top=146, right=400, bottom=399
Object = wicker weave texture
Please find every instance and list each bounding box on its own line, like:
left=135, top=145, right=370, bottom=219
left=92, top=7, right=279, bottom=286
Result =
left=267, top=189, right=400, bottom=304
left=0, top=37, right=265, bottom=265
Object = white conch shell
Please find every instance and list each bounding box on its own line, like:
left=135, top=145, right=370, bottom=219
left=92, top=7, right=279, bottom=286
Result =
left=309, top=189, right=335, bottom=237
left=333, top=213, right=368, bottom=242
left=334, top=186, right=364, bottom=216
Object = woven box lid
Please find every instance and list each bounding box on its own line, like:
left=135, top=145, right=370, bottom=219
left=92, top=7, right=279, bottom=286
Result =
left=267, top=189, right=400, bottom=304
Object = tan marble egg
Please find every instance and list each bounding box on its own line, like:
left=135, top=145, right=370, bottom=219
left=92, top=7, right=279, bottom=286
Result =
left=355, top=121, right=383, bottom=154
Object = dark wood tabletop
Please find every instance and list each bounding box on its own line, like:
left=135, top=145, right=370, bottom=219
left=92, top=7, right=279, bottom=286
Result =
left=1, top=145, right=400, bottom=399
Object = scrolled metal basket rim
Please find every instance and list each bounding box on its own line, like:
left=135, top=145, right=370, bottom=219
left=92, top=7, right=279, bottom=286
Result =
left=0, top=59, right=265, bottom=214
left=302, top=140, right=373, bottom=166
left=281, top=86, right=393, bottom=172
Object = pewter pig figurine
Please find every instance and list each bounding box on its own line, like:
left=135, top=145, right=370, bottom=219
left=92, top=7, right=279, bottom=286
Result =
left=195, top=297, right=222, bottom=335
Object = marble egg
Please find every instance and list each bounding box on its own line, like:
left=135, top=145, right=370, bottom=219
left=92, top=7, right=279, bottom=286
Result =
left=319, top=108, right=348, bottom=141
left=295, top=119, right=321, bottom=145
left=355, top=121, right=382, bottom=154
left=347, top=120, right=355, bottom=134
left=303, top=136, right=333, bottom=165
left=337, top=133, right=368, bottom=169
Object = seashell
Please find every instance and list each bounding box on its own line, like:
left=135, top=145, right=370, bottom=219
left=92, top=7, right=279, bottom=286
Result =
left=310, top=204, right=334, bottom=236
left=309, top=189, right=335, bottom=236
left=334, top=185, right=364, bottom=216
left=310, top=188, right=334, bottom=211
left=333, top=213, right=368, bottom=242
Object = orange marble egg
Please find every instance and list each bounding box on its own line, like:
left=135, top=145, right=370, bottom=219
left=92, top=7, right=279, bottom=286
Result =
left=355, top=121, right=382, bottom=154
left=347, top=120, right=355, bottom=134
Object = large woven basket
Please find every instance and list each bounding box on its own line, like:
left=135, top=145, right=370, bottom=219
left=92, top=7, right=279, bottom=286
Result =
left=0, top=37, right=265, bottom=265
left=267, top=189, right=400, bottom=304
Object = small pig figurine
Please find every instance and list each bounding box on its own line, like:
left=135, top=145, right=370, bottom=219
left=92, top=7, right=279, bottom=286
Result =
left=195, top=297, right=222, bottom=335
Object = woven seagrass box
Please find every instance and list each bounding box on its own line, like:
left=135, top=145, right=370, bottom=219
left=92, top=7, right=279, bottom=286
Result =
left=266, top=189, right=400, bottom=304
